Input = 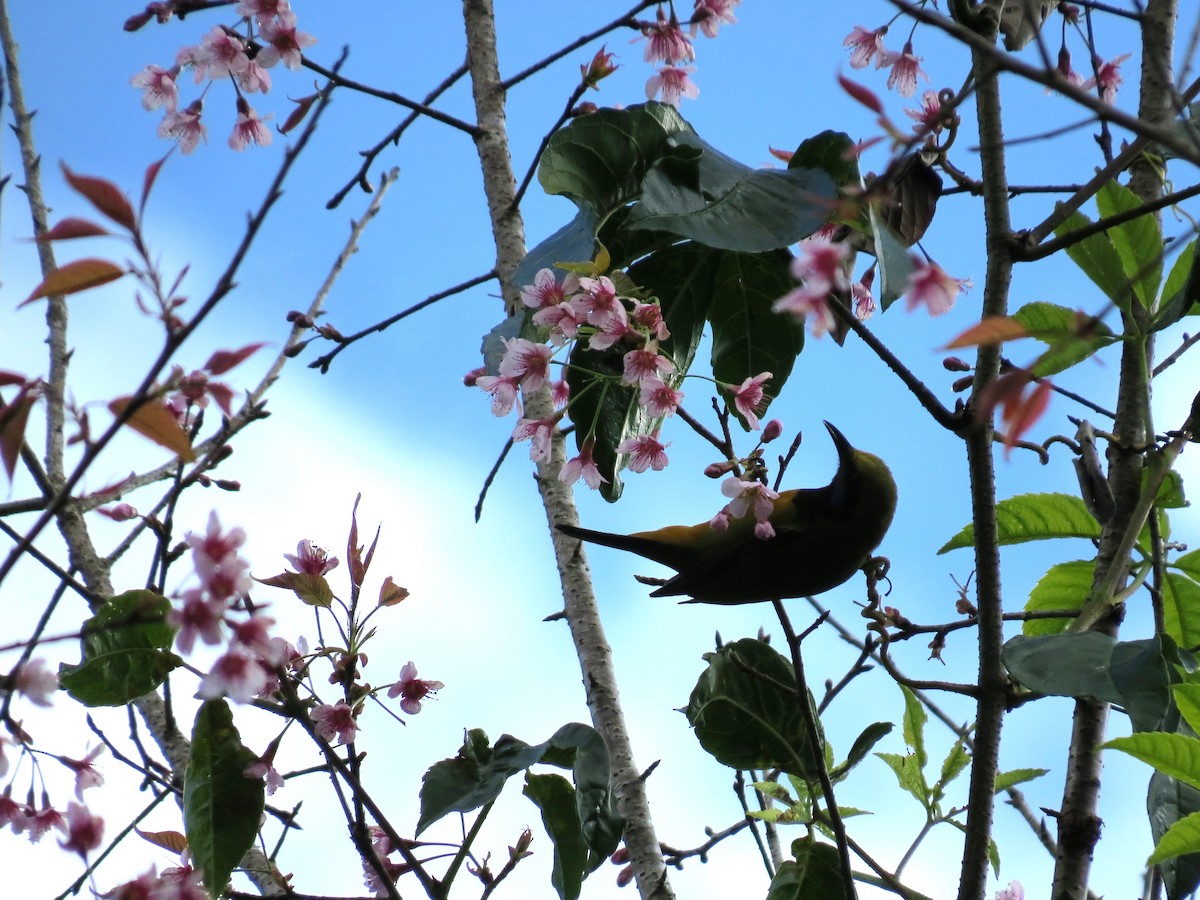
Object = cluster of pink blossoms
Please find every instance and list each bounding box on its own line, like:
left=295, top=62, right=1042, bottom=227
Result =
left=169, top=511, right=293, bottom=703
left=475, top=267, right=682, bottom=487
left=642, top=0, right=740, bottom=106
left=130, top=0, right=315, bottom=152
left=843, top=24, right=929, bottom=98
left=775, top=231, right=970, bottom=337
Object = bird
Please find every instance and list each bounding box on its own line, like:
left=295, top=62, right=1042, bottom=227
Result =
left=556, top=422, right=897, bottom=604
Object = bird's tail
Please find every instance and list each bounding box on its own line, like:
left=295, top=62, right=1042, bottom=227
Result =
left=556, top=523, right=679, bottom=566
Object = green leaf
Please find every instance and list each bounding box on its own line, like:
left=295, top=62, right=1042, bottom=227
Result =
left=1174, top=685, right=1200, bottom=736
left=1110, top=637, right=1175, bottom=733
left=1155, top=238, right=1200, bottom=331
left=829, top=722, right=893, bottom=783
left=871, top=210, right=913, bottom=309
left=1054, top=207, right=1136, bottom=311
left=628, top=241, right=717, bottom=381
left=524, top=773, right=589, bottom=900
left=993, top=767, right=1049, bottom=793
left=58, top=589, right=180, bottom=707
left=707, top=250, right=804, bottom=429
left=899, top=685, right=927, bottom=769
left=184, top=700, right=264, bottom=900
left=418, top=729, right=547, bottom=835
left=564, top=344, right=639, bottom=502
left=1165, top=572, right=1200, bottom=649
left=766, top=843, right=850, bottom=900
left=1173, top=550, right=1200, bottom=582
left=1010, top=301, right=1116, bottom=376
left=626, top=131, right=836, bottom=252
left=538, top=103, right=692, bottom=214
left=876, top=751, right=931, bottom=809
left=1148, top=770, right=1200, bottom=897
left=1106, top=733, right=1200, bottom=792
left=1023, top=560, right=1095, bottom=636
left=934, top=738, right=971, bottom=803
left=789, top=130, right=859, bottom=189
left=686, top=638, right=821, bottom=777
left=938, top=493, right=1102, bottom=554
left=1002, top=633, right=1123, bottom=703
left=1095, top=179, right=1163, bottom=308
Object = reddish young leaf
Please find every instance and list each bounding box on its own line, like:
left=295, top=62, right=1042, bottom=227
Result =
left=61, top=163, right=136, bottom=231
left=204, top=342, right=267, bottom=376
left=108, top=396, right=197, bottom=462
left=279, top=91, right=319, bottom=135
left=134, top=828, right=188, bottom=854
left=20, top=258, right=125, bottom=306
left=838, top=72, right=883, bottom=114
left=944, top=316, right=1029, bottom=349
left=768, top=146, right=795, bottom=163
left=0, top=385, right=39, bottom=481
left=35, top=217, right=111, bottom=242
left=205, top=381, right=235, bottom=416
left=0, top=370, right=29, bottom=388
left=378, top=576, right=410, bottom=607
left=141, top=152, right=172, bottom=213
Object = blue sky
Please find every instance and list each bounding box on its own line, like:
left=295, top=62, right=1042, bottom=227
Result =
left=4, top=2, right=1200, bottom=898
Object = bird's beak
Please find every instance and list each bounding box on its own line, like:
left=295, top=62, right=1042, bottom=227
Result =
left=823, top=421, right=853, bottom=467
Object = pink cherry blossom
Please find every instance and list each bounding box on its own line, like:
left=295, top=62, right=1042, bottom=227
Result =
left=13, top=658, right=58, bottom=706
left=905, top=259, right=971, bottom=316
left=59, top=802, right=104, bottom=859
left=560, top=440, right=609, bottom=490
left=646, top=66, right=699, bottom=106
left=476, top=374, right=521, bottom=416
left=256, top=11, right=317, bottom=70
left=905, top=89, right=944, bottom=134
left=721, top=475, right=779, bottom=524
left=1055, top=47, right=1085, bottom=88
left=24, top=797, right=66, bottom=842
left=0, top=786, right=28, bottom=832
left=520, top=268, right=576, bottom=309
left=229, top=98, right=273, bottom=150
left=187, top=511, right=250, bottom=600
left=691, top=0, right=740, bottom=39
left=551, top=378, right=571, bottom=407
left=729, top=372, right=772, bottom=430
left=632, top=302, right=670, bottom=340
left=843, top=25, right=889, bottom=69
left=852, top=278, right=876, bottom=321
left=587, top=302, right=635, bottom=351
left=534, top=301, right=584, bottom=345
left=229, top=613, right=280, bottom=663
left=59, top=746, right=105, bottom=800
left=387, top=661, right=444, bottom=715
left=617, top=431, right=670, bottom=473
left=158, top=100, right=207, bottom=154
left=622, top=347, right=676, bottom=385
left=1083, top=53, right=1131, bottom=103
left=130, top=64, right=179, bottom=111
left=311, top=700, right=359, bottom=744
left=994, top=881, right=1024, bottom=900
left=194, top=26, right=250, bottom=82
left=499, top=338, right=554, bottom=392
left=642, top=6, right=695, bottom=65
left=285, top=539, right=339, bottom=575
left=774, top=283, right=837, bottom=337
left=198, top=650, right=271, bottom=703
left=791, top=235, right=851, bottom=292
left=237, top=58, right=272, bottom=94
left=882, top=41, right=928, bottom=98
left=639, top=376, right=684, bottom=417
left=574, top=275, right=624, bottom=325
left=169, top=588, right=226, bottom=654
left=512, top=416, right=556, bottom=462
left=237, top=0, right=291, bottom=24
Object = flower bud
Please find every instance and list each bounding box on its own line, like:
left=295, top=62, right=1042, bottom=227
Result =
left=761, top=419, right=784, bottom=443
left=943, top=356, right=972, bottom=372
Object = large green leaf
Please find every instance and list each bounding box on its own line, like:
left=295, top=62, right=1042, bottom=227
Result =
left=538, top=103, right=692, bottom=214
left=708, top=250, right=804, bottom=428
left=564, top=343, right=641, bottom=502
left=1095, top=179, right=1163, bottom=308
left=1023, top=560, right=1095, bottom=636
left=626, top=130, right=836, bottom=252
left=1107, top=733, right=1200, bottom=792
left=524, top=773, right=590, bottom=900
left=59, top=589, right=180, bottom=707
left=1155, top=238, right=1200, bottom=331
left=417, top=724, right=622, bottom=852
left=938, top=493, right=1102, bottom=554
left=1165, top=571, right=1200, bottom=649
left=766, top=843, right=849, bottom=900
left=184, top=700, right=264, bottom=900
left=1054, top=207, right=1136, bottom=311
left=686, top=638, right=820, bottom=777
left=1011, top=301, right=1116, bottom=376
left=789, top=130, right=859, bottom=189
left=1110, top=637, right=1175, bottom=733
left=1003, top=632, right=1123, bottom=704
left=628, top=241, right=717, bottom=380
left=1148, top=770, right=1200, bottom=897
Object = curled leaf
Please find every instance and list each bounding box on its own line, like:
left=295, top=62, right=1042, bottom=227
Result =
left=35, top=217, right=111, bottom=242
left=21, top=258, right=125, bottom=306
left=378, top=576, right=410, bottom=607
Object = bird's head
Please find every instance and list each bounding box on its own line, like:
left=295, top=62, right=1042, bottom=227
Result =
left=824, top=421, right=897, bottom=528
